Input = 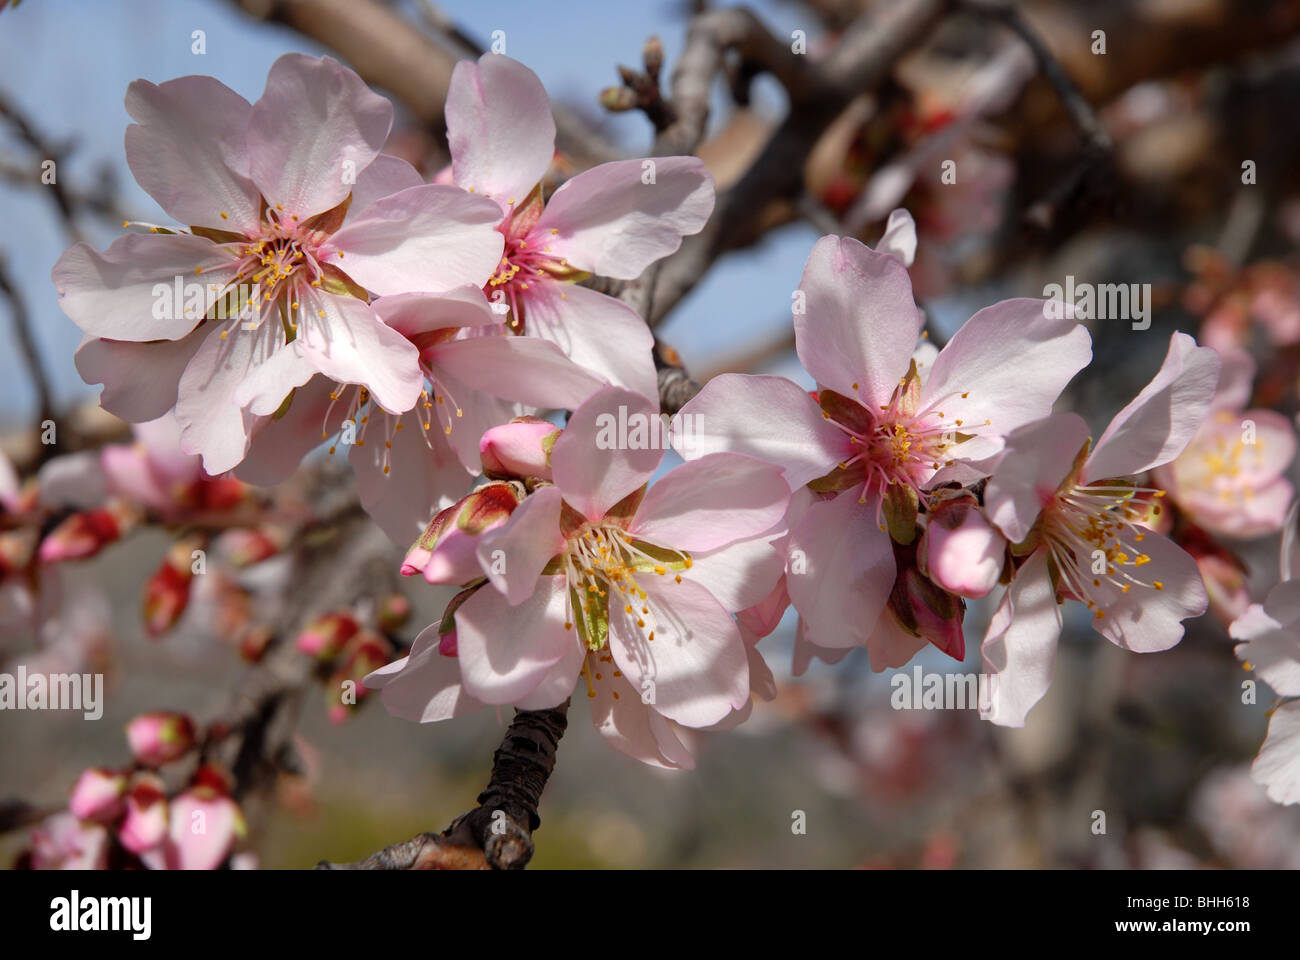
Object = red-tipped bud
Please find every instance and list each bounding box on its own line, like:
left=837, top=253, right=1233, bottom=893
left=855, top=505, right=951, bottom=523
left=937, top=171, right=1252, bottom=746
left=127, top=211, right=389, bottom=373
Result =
left=117, top=771, right=168, bottom=854
left=238, top=625, right=273, bottom=663
left=220, top=527, right=284, bottom=567
left=295, top=611, right=361, bottom=661
left=38, top=501, right=137, bottom=563
left=142, top=537, right=202, bottom=638
left=125, top=711, right=197, bottom=767
left=376, top=592, right=412, bottom=633
left=68, top=767, right=127, bottom=823
left=401, top=482, right=522, bottom=583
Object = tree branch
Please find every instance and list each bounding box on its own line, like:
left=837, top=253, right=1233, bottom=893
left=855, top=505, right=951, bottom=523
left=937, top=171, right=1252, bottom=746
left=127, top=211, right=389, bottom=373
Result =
left=316, top=701, right=569, bottom=870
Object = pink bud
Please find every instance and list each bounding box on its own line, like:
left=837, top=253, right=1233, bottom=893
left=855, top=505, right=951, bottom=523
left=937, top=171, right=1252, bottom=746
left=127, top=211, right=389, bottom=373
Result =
left=921, top=498, right=1005, bottom=599
left=68, top=768, right=127, bottom=823
left=117, top=773, right=169, bottom=854
left=295, top=611, right=360, bottom=660
left=402, top=483, right=521, bottom=583
left=37, top=505, right=131, bottom=563
left=438, top=629, right=458, bottom=657
left=903, top=568, right=966, bottom=661
left=125, top=711, right=197, bottom=767
left=141, top=788, right=246, bottom=871
left=479, top=418, right=560, bottom=481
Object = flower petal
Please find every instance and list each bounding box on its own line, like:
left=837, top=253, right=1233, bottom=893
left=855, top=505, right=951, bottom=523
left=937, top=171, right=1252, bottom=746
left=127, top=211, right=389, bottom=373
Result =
left=455, top=576, right=572, bottom=704
left=424, top=334, right=605, bottom=410
left=984, top=413, right=1091, bottom=544
left=608, top=575, right=748, bottom=727
left=979, top=549, right=1062, bottom=727
left=1085, top=331, right=1221, bottom=481
left=447, top=54, right=556, bottom=211
left=124, top=75, right=261, bottom=232
left=174, top=327, right=264, bottom=474
left=629, top=453, right=789, bottom=551
left=586, top=665, right=695, bottom=770
left=246, top=53, right=392, bottom=219
left=477, top=485, right=566, bottom=605
left=75, top=330, right=206, bottom=423
left=53, top=233, right=239, bottom=341
left=345, top=154, right=424, bottom=224
left=794, top=235, right=921, bottom=406
left=320, top=184, right=504, bottom=295
left=784, top=490, right=895, bottom=648
left=365, top=625, right=484, bottom=722
left=920, top=297, right=1092, bottom=461
left=517, top=280, right=658, bottom=400
left=1087, top=528, right=1206, bottom=652
left=675, top=373, right=847, bottom=488
left=350, top=410, right=471, bottom=546
left=295, top=289, right=424, bottom=413
left=533, top=157, right=714, bottom=278
left=1252, top=700, right=1300, bottom=805
left=550, top=386, right=663, bottom=523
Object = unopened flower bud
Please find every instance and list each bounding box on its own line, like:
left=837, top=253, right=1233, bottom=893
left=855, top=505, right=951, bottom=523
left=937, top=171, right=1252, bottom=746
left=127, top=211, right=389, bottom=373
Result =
left=117, top=772, right=168, bottom=854
left=37, top=501, right=138, bottom=563
left=376, top=592, right=412, bottom=634
left=68, top=768, right=127, bottom=823
left=295, top=611, right=360, bottom=661
left=142, top=537, right=202, bottom=637
left=479, top=418, right=560, bottom=481
left=921, top=498, right=1005, bottom=599
left=126, top=711, right=197, bottom=767
left=219, top=527, right=283, bottom=567
left=401, top=482, right=522, bottom=583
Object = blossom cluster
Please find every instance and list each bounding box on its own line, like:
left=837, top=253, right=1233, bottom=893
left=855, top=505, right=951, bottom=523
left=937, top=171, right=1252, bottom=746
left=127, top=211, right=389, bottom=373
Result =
left=30, top=49, right=1300, bottom=819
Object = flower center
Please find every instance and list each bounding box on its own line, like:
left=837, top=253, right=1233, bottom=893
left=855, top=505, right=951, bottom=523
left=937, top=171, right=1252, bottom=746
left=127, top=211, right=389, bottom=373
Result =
left=1041, top=482, right=1167, bottom=618
left=559, top=522, right=691, bottom=654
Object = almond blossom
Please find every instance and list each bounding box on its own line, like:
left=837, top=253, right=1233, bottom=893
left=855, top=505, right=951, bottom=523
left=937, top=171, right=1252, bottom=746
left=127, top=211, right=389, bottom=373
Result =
left=367, top=387, right=790, bottom=765
left=675, top=228, right=1090, bottom=665
left=56, top=53, right=506, bottom=475
left=233, top=286, right=604, bottom=544
left=1152, top=347, right=1296, bottom=538
left=980, top=332, right=1221, bottom=726
left=439, top=53, right=715, bottom=400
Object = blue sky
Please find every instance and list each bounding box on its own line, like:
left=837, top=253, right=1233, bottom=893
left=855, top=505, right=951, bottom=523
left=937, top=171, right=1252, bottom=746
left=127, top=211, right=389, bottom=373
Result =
left=0, top=0, right=826, bottom=428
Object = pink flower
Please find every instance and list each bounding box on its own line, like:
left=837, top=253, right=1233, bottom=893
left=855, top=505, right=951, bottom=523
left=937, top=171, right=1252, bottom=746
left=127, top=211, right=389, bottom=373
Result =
left=1152, top=348, right=1296, bottom=538
left=443, top=54, right=714, bottom=399
left=1231, top=579, right=1300, bottom=805
left=676, top=232, right=1090, bottom=665
left=980, top=332, right=1220, bottom=726
left=234, top=286, right=602, bottom=546
left=367, top=387, right=790, bottom=763
left=56, top=54, right=506, bottom=475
